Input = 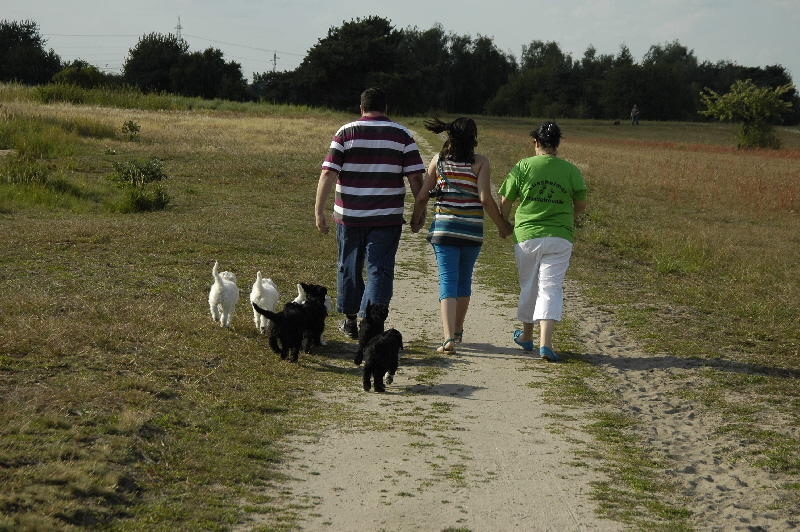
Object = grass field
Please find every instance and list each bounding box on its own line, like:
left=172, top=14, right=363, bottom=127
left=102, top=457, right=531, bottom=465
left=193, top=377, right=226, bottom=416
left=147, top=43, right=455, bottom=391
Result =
left=1, top=83, right=799, bottom=530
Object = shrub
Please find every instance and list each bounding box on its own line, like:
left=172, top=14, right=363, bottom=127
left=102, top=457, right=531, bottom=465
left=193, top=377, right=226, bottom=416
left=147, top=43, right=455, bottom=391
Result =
left=32, top=83, right=88, bottom=104
left=116, top=184, right=170, bottom=213
left=109, top=158, right=166, bottom=189
left=122, top=120, right=140, bottom=141
left=108, top=157, right=170, bottom=213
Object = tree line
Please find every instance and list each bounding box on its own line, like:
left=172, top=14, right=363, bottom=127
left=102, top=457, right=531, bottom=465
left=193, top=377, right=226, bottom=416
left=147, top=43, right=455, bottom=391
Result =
left=2, top=17, right=798, bottom=124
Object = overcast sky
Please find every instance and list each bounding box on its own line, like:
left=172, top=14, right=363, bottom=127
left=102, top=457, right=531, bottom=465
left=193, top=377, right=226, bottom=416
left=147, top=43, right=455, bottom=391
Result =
left=4, top=0, right=799, bottom=85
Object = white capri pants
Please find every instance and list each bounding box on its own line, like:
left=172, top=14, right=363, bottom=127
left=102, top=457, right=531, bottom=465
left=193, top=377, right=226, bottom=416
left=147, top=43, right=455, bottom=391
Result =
left=514, top=237, right=573, bottom=323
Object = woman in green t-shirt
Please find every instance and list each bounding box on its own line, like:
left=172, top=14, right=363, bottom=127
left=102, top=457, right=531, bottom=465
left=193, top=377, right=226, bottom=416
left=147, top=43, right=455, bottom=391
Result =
left=499, top=121, right=588, bottom=361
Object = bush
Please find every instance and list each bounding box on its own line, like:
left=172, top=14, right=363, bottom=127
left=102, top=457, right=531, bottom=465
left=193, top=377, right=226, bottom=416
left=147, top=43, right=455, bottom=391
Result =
left=108, top=157, right=170, bottom=212
left=122, top=120, right=140, bottom=141
left=32, top=83, right=88, bottom=104
left=110, top=158, right=166, bottom=189
left=116, top=184, right=170, bottom=213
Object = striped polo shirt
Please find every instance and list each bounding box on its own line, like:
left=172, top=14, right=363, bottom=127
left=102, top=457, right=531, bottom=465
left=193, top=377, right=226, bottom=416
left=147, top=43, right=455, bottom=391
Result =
left=427, top=158, right=484, bottom=247
left=322, top=116, right=425, bottom=227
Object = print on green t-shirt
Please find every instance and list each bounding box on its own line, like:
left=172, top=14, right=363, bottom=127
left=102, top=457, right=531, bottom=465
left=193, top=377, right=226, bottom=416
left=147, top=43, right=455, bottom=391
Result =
left=498, top=156, right=587, bottom=244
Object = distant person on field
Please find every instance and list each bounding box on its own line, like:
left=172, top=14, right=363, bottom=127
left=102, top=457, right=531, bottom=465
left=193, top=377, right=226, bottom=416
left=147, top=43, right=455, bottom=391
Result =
left=631, top=104, right=640, bottom=125
left=410, top=117, right=512, bottom=353
left=315, top=87, right=425, bottom=340
left=499, top=121, right=587, bottom=361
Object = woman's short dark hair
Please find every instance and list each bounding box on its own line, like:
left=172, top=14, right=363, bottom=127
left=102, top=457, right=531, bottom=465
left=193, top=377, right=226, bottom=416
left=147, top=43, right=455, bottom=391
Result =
left=530, top=121, right=561, bottom=149
left=424, top=117, right=478, bottom=163
left=361, top=87, right=387, bottom=112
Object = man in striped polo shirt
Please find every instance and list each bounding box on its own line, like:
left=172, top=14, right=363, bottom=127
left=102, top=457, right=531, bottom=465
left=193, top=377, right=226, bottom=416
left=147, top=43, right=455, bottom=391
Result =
left=315, top=87, right=425, bottom=339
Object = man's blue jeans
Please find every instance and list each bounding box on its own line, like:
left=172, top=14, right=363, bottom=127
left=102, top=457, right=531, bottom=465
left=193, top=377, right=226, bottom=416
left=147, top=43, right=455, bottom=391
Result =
left=336, top=223, right=402, bottom=317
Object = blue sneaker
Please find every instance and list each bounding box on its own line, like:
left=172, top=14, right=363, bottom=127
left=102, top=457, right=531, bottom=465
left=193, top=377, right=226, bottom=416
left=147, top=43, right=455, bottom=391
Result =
left=539, top=346, right=558, bottom=362
left=513, top=330, right=534, bottom=352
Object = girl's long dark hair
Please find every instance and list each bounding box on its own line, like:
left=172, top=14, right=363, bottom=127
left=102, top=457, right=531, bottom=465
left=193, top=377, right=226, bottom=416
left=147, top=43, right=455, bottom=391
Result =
left=424, top=117, right=478, bottom=163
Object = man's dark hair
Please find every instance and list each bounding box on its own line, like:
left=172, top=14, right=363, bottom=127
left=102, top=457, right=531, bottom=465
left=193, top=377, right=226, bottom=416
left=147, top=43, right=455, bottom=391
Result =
left=361, top=87, right=387, bottom=113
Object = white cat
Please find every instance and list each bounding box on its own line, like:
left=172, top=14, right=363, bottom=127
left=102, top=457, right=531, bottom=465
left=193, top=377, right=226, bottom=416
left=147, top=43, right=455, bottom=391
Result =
left=208, top=261, right=239, bottom=328
left=293, top=283, right=333, bottom=345
left=250, top=271, right=279, bottom=333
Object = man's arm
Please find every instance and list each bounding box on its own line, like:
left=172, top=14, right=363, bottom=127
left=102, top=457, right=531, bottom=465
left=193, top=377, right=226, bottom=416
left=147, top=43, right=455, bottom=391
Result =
left=406, top=171, right=424, bottom=199
left=315, top=169, right=338, bottom=234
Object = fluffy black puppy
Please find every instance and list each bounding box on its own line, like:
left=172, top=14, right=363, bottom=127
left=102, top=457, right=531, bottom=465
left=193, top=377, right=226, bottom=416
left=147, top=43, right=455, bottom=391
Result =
left=362, top=328, right=403, bottom=392
left=298, top=283, right=328, bottom=354
left=355, top=301, right=389, bottom=366
left=252, top=301, right=305, bottom=362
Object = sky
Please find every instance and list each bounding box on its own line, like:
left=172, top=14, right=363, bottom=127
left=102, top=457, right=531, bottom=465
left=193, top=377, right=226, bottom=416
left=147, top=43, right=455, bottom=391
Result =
left=4, top=0, right=800, bottom=85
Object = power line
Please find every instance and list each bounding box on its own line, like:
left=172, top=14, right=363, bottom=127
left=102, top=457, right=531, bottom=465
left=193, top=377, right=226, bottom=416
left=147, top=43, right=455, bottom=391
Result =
left=43, top=32, right=306, bottom=58
left=182, top=34, right=304, bottom=57
left=44, top=34, right=140, bottom=38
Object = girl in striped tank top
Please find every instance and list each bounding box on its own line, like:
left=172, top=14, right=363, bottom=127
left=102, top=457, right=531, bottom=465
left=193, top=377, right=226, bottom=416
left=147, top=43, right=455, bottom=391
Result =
left=411, top=117, right=513, bottom=353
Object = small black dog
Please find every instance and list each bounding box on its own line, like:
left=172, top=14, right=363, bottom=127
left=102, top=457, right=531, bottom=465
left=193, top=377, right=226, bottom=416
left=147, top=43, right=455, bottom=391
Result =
left=252, top=301, right=305, bottom=362
left=298, top=283, right=328, bottom=354
left=355, top=300, right=389, bottom=365
left=362, top=328, right=403, bottom=392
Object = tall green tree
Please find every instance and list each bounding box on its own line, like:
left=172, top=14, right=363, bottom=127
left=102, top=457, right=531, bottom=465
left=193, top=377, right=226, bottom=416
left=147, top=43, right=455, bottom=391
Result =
left=701, top=79, right=794, bottom=148
left=170, top=48, right=250, bottom=101
left=486, top=40, right=579, bottom=118
left=447, top=34, right=516, bottom=114
left=292, top=16, right=406, bottom=111
left=123, top=33, right=188, bottom=93
left=399, top=24, right=452, bottom=112
left=640, top=41, right=699, bottom=120
left=597, top=45, right=645, bottom=120
left=0, top=19, right=61, bottom=84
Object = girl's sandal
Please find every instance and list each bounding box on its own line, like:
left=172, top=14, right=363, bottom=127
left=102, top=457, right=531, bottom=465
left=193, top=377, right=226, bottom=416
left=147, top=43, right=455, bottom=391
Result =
left=454, top=331, right=463, bottom=343
left=437, top=338, right=457, bottom=353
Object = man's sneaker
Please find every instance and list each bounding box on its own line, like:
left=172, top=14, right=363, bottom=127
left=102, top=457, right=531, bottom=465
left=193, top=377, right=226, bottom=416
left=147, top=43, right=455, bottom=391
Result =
left=339, top=318, right=359, bottom=340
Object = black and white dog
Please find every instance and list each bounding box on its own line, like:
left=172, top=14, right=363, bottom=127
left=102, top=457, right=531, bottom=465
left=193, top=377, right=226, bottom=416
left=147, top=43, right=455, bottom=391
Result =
left=362, top=329, right=403, bottom=392
left=252, top=301, right=305, bottom=362
left=355, top=301, right=389, bottom=366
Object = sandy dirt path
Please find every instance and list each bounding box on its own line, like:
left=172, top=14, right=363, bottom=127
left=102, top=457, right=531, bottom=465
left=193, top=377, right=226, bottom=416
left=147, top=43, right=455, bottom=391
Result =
left=263, top=234, right=623, bottom=532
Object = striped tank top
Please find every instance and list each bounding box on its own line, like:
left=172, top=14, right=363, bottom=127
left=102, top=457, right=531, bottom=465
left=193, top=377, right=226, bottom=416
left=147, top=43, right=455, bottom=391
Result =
left=427, top=158, right=483, bottom=247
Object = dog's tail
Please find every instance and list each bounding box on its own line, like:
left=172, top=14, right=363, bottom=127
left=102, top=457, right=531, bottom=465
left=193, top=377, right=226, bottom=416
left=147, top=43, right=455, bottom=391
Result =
left=252, top=302, right=280, bottom=322
left=293, top=283, right=305, bottom=304
left=212, top=261, right=223, bottom=284
left=256, top=271, right=263, bottom=285
left=253, top=302, right=284, bottom=355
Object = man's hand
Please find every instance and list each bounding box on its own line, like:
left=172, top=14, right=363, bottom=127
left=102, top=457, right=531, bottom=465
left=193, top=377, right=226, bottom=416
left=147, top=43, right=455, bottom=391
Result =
left=315, top=169, right=338, bottom=235
left=316, top=213, right=330, bottom=234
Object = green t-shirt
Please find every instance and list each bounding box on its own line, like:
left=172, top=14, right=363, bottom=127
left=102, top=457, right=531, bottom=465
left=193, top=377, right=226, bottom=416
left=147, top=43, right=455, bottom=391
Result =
left=498, top=155, right=587, bottom=244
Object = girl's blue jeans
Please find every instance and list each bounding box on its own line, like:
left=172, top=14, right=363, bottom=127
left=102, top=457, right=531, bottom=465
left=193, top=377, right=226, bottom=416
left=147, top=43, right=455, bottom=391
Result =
left=431, top=243, right=481, bottom=301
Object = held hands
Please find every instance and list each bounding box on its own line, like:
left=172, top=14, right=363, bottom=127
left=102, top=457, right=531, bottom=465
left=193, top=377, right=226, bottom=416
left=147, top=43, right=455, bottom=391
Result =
left=409, top=212, right=426, bottom=233
left=498, top=220, right=513, bottom=239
